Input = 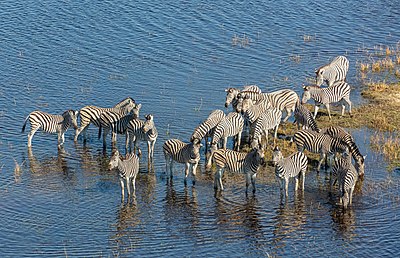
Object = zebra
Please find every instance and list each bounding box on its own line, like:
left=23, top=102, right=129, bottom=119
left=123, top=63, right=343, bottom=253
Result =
left=294, top=98, right=320, bottom=132
left=206, top=147, right=265, bottom=194
left=108, top=149, right=140, bottom=200
left=190, top=109, right=226, bottom=154
left=224, top=85, right=262, bottom=110
left=301, top=82, right=352, bottom=119
left=22, top=109, right=79, bottom=148
left=209, top=112, right=244, bottom=152
left=163, top=139, right=202, bottom=185
left=250, top=107, right=282, bottom=149
left=332, top=152, right=358, bottom=208
left=293, top=129, right=348, bottom=172
left=315, top=56, right=349, bottom=87
left=238, top=89, right=298, bottom=122
left=126, top=114, right=158, bottom=161
left=272, top=146, right=308, bottom=199
left=74, top=97, right=136, bottom=142
left=98, top=104, right=141, bottom=148
left=321, top=126, right=365, bottom=176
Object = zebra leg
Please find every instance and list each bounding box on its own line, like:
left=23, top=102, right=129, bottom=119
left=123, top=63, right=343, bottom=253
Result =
left=294, top=177, right=299, bottom=192
left=132, top=174, right=137, bottom=195
left=27, top=127, right=39, bottom=147
left=102, top=128, right=109, bottom=148
left=120, top=178, right=125, bottom=201
left=349, top=186, right=354, bottom=205
left=245, top=172, right=251, bottom=194
left=111, top=132, right=117, bottom=145
left=325, top=103, right=332, bottom=120
left=236, top=132, right=242, bottom=151
left=184, top=163, right=190, bottom=186
left=317, top=153, right=326, bottom=172
left=150, top=139, right=156, bottom=161
left=147, top=141, right=151, bottom=161
left=251, top=173, right=257, bottom=194
left=285, top=178, right=289, bottom=198
left=301, top=170, right=306, bottom=190
left=313, top=104, right=319, bottom=119
left=223, top=137, right=228, bottom=150
left=192, top=162, right=198, bottom=185
left=343, top=97, right=352, bottom=116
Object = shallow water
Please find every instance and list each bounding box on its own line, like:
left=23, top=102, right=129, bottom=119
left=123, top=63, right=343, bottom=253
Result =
left=1, top=0, right=400, bottom=257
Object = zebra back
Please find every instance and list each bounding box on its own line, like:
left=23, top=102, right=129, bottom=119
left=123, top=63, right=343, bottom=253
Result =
left=190, top=109, right=225, bottom=143
left=266, top=89, right=298, bottom=113
left=211, top=148, right=264, bottom=174
left=211, top=112, right=244, bottom=145
left=316, top=56, right=349, bottom=87
left=294, top=129, right=348, bottom=155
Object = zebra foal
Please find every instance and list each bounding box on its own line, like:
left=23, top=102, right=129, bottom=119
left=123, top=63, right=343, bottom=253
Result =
left=163, top=139, right=202, bottom=185
left=108, top=150, right=140, bottom=200
left=22, top=109, right=78, bottom=148
left=301, top=82, right=352, bottom=119
left=315, top=55, right=349, bottom=87
left=272, top=146, right=308, bottom=199
left=207, top=147, right=265, bottom=194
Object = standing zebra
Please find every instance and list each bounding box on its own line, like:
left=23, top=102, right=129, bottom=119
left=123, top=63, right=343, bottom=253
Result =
left=98, top=104, right=141, bottom=148
left=315, top=56, right=349, bottom=87
left=74, top=97, right=135, bottom=142
left=321, top=126, right=365, bottom=176
left=126, top=114, right=158, bottom=161
left=294, top=99, right=320, bottom=132
left=238, top=89, right=298, bottom=122
left=332, top=152, right=358, bottom=208
left=250, top=107, right=282, bottom=149
left=22, top=110, right=79, bottom=148
left=293, top=129, right=348, bottom=172
left=301, top=82, right=352, bottom=119
left=190, top=109, right=226, bottom=154
left=163, top=139, right=202, bottom=185
left=224, top=85, right=262, bottom=110
left=108, top=149, right=140, bottom=201
left=272, top=146, right=308, bottom=199
left=209, top=112, right=244, bottom=152
left=207, top=147, right=265, bottom=194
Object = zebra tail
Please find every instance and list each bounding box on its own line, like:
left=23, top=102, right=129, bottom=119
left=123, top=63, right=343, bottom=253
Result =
left=21, top=115, right=29, bottom=133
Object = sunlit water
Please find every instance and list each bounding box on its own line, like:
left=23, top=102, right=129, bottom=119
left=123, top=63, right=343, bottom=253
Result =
left=1, top=1, right=400, bottom=256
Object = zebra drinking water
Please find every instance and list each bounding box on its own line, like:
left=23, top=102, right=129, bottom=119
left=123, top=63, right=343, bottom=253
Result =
left=126, top=114, right=158, bottom=161
left=163, top=139, right=202, bottom=185
left=108, top=149, right=140, bottom=201
left=315, top=55, right=349, bottom=87
left=74, top=97, right=136, bottom=142
left=301, top=82, right=352, bottom=119
left=272, top=146, right=308, bottom=199
left=206, top=147, right=265, bottom=194
left=22, top=109, right=78, bottom=148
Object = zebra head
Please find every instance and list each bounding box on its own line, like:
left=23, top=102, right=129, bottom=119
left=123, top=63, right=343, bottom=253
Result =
left=190, top=141, right=203, bottom=161
left=239, top=94, right=252, bottom=115
left=62, top=110, right=79, bottom=130
left=315, top=67, right=326, bottom=86
left=131, top=103, right=142, bottom=119
left=355, top=155, right=366, bottom=177
left=271, top=146, right=283, bottom=166
left=301, top=86, right=312, bottom=104
left=142, top=114, right=154, bottom=133
left=224, top=88, right=240, bottom=108
left=108, top=150, right=121, bottom=170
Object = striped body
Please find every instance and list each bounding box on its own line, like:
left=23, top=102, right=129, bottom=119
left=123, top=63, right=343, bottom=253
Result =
left=126, top=114, right=158, bottom=161
left=74, top=97, right=135, bottom=141
left=208, top=148, right=265, bottom=194
left=163, top=139, right=202, bottom=185
left=332, top=153, right=358, bottom=208
left=210, top=112, right=244, bottom=151
left=251, top=107, right=282, bottom=148
left=294, top=129, right=348, bottom=171
left=190, top=109, right=226, bottom=148
left=321, top=126, right=365, bottom=176
left=316, top=56, right=349, bottom=87
left=301, top=82, right=352, bottom=119
left=109, top=150, right=140, bottom=200
left=272, top=147, right=308, bottom=198
left=22, top=110, right=78, bottom=148
left=294, top=99, right=320, bottom=132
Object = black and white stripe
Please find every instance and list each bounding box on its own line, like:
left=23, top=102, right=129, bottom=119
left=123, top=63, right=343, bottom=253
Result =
left=293, top=129, right=348, bottom=172
left=321, top=126, right=365, bottom=176
left=207, top=147, right=265, bottom=194
left=294, top=99, right=320, bottom=132
left=163, top=139, right=202, bottom=185
left=315, top=56, right=349, bottom=87
left=210, top=112, right=244, bottom=151
left=74, top=97, right=136, bottom=141
left=272, top=146, right=308, bottom=198
left=332, top=152, right=358, bottom=208
left=224, top=85, right=262, bottom=110
left=108, top=149, right=140, bottom=200
left=250, top=107, right=282, bottom=148
left=301, top=82, right=352, bottom=119
left=126, top=114, right=158, bottom=161
left=22, top=110, right=79, bottom=148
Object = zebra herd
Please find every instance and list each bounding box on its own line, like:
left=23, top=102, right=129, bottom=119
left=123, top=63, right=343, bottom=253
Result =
left=21, top=55, right=365, bottom=208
